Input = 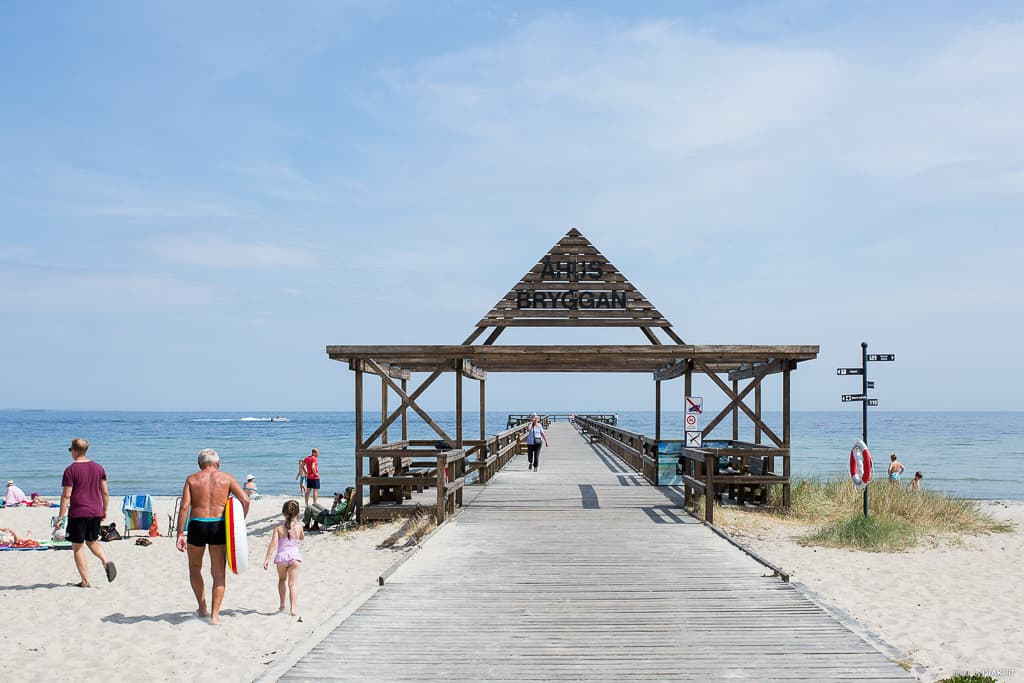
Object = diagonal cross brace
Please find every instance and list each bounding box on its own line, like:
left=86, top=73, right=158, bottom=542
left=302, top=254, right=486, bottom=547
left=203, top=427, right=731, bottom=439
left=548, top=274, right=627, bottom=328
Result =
left=361, top=362, right=451, bottom=448
left=696, top=360, right=783, bottom=446
left=365, top=359, right=455, bottom=447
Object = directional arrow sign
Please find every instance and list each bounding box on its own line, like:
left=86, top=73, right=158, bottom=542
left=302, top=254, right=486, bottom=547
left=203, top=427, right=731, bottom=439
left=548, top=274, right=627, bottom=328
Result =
left=866, top=399, right=878, bottom=406
left=837, top=368, right=864, bottom=375
left=867, top=354, right=895, bottom=362
left=842, top=394, right=866, bottom=402
left=866, top=381, right=875, bottom=389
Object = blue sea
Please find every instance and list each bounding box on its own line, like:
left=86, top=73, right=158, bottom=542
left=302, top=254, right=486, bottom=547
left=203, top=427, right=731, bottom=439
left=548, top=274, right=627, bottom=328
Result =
left=2, top=410, right=1022, bottom=500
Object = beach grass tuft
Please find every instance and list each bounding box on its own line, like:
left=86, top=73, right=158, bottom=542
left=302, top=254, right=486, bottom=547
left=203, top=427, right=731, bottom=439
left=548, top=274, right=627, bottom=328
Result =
left=937, top=675, right=998, bottom=683
left=800, top=514, right=916, bottom=551
left=699, top=476, right=1017, bottom=551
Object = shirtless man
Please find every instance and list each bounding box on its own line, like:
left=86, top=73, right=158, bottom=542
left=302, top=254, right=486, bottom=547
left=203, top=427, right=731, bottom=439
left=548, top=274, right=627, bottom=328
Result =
left=175, top=448, right=249, bottom=625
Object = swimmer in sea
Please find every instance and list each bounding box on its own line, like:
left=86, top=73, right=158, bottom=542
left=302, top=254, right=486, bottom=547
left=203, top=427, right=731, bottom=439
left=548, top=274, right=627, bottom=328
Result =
left=888, top=453, right=905, bottom=485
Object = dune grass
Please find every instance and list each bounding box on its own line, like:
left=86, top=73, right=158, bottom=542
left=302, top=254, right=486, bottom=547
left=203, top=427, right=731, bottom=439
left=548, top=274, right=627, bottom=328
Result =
left=705, top=476, right=1014, bottom=551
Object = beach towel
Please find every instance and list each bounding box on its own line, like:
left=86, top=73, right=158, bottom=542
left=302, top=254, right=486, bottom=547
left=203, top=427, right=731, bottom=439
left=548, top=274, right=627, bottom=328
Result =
left=121, top=494, right=154, bottom=538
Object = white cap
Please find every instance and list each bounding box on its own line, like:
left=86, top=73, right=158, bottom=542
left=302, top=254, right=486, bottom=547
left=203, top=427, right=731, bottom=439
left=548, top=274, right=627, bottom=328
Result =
left=246, top=474, right=255, bottom=481
left=6, top=480, right=13, bottom=486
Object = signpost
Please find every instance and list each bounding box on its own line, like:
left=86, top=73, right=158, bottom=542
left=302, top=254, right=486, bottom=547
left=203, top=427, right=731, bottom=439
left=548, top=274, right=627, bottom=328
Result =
left=685, top=396, right=703, bottom=448
left=838, top=342, right=895, bottom=516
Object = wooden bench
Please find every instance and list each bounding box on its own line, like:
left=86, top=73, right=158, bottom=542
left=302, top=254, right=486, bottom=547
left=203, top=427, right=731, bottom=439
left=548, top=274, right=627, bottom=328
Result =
left=724, top=456, right=770, bottom=505
left=406, top=467, right=438, bottom=493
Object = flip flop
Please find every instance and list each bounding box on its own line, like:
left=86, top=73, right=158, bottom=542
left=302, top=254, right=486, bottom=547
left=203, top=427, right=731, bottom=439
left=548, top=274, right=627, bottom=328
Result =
left=69, top=581, right=90, bottom=588
left=105, top=561, right=117, bottom=583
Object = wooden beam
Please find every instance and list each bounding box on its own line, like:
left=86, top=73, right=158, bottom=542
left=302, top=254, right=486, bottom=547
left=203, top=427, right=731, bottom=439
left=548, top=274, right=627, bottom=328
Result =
left=653, top=359, right=689, bottom=381
left=732, top=379, right=739, bottom=441
left=348, top=359, right=411, bottom=380
left=461, top=327, right=485, bottom=345
left=366, top=359, right=455, bottom=447
left=655, top=380, right=662, bottom=443
left=664, top=327, right=686, bottom=345
left=479, top=379, right=486, bottom=441
left=381, top=373, right=388, bottom=445
left=362, top=363, right=450, bottom=448
left=401, top=378, right=408, bottom=441
left=458, top=359, right=487, bottom=381
left=728, top=360, right=784, bottom=381
left=755, top=378, right=762, bottom=446
left=456, top=358, right=463, bottom=449
left=354, top=369, right=363, bottom=521
left=481, top=326, right=504, bottom=346
left=640, top=326, right=662, bottom=345
left=697, top=360, right=783, bottom=447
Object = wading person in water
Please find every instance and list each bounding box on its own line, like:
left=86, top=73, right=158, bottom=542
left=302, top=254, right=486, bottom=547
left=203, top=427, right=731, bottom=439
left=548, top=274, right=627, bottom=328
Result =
left=525, top=414, right=549, bottom=471
left=175, top=448, right=249, bottom=625
left=888, top=453, right=905, bottom=486
left=302, top=448, right=321, bottom=506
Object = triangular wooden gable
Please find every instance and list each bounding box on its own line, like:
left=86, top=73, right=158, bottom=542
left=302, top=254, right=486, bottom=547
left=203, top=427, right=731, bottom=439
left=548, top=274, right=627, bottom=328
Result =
left=477, top=229, right=682, bottom=343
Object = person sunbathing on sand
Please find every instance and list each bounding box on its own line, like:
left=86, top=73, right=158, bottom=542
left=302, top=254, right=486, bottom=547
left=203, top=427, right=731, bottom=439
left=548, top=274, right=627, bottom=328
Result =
left=1, top=527, right=24, bottom=545
left=28, top=493, right=51, bottom=507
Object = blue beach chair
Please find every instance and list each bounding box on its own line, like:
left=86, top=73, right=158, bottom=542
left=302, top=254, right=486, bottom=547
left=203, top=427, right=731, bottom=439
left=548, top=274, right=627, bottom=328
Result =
left=121, top=494, right=154, bottom=538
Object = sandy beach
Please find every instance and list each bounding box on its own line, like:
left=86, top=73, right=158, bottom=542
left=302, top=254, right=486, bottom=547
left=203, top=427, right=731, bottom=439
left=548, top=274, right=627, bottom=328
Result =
left=0, top=495, right=409, bottom=682
left=717, top=500, right=1024, bottom=682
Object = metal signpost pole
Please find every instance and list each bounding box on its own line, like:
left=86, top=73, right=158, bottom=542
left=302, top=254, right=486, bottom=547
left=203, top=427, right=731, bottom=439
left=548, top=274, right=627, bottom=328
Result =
left=862, top=342, right=868, bottom=517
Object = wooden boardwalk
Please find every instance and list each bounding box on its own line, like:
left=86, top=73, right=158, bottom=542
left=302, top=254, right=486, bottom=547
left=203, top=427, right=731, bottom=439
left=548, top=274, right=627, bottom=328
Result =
left=281, top=424, right=913, bottom=682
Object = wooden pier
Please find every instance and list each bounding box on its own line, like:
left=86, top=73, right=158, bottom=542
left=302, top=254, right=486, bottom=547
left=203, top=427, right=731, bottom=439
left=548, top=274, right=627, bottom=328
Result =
left=280, top=423, right=912, bottom=682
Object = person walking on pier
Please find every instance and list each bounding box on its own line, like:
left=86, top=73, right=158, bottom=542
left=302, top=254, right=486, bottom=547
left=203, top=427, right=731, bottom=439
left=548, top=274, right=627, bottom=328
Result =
left=525, top=414, right=548, bottom=471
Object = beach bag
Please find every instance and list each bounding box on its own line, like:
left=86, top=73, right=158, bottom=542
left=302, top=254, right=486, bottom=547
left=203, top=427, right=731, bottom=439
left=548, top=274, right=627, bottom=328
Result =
left=100, top=522, right=122, bottom=542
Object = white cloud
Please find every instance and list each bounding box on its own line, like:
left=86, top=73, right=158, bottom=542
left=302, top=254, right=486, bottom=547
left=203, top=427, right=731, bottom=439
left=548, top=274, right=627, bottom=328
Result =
left=0, top=268, right=216, bottom=313
left=362, top=15, right=1024, bottom=248
left=146, top=233, right=320, bottom=269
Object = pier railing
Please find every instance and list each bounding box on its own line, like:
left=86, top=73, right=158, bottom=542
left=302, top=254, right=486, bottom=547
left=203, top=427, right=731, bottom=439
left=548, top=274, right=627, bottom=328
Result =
left=357, top=422, right=529, bottom=523
left=356, top=444, right=468, bottom=523
left=506, top=413, right=617, bottom=429
left=575, top=416, right=791, bottom=523
left=574, top=416, right=658, bottom=484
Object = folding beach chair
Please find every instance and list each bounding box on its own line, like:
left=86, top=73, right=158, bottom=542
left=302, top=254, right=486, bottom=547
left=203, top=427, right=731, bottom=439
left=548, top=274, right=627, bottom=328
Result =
left=121, top=494, right=154, bottom=539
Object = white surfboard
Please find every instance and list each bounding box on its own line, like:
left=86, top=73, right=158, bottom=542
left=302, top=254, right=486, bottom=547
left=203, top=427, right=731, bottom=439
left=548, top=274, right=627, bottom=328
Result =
left=224, top=497, right=248, bottom=574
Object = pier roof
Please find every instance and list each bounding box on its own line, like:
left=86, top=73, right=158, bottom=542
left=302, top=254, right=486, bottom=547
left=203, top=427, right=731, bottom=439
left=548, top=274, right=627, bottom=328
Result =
left=327, top=344, right=819, bottom=375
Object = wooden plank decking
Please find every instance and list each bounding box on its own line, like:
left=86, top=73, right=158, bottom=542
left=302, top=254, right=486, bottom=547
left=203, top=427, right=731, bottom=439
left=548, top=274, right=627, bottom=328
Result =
left=281, top=424, right=913, bottom=682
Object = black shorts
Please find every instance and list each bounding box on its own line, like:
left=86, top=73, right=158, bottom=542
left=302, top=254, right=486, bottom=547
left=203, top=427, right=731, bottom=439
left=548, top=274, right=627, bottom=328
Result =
left=306, top=477, right=321, bottom=490
left=66, top=517, right=102, bottom=544
left=187, top=519, right=226, bottom=547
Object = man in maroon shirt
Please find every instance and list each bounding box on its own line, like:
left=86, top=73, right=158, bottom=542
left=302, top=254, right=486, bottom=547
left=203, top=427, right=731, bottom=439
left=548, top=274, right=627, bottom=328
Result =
left=56, top=438, right=116, bottom=587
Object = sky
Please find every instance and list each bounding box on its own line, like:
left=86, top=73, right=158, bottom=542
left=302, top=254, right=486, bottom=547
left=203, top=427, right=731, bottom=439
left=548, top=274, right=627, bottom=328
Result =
left=1, top=1, right=1022, bottom=413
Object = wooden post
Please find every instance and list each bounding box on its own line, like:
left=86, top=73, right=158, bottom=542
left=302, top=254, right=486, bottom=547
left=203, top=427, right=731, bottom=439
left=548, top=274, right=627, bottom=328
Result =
left=783, top=360, right=792, bottom=508
left=655, top=380, right=662, bottom=443
left=401, top=378, right=408, bottom=441
left=436, top=452, right=446, bottom=523
left=456, top=360, right=463, bottom=449
left=479, top=379, right=486, bottom=441
left=684, top=360, right=692, bottom=407
left=731, top=378, right=739, bottom=441
left=381, top=374, right=388, bottom=445
left=754, top=379, right=762, bottom=445
left=355, top=369, right=364, bottom=522
left=704, top=452, right=715, bottom=524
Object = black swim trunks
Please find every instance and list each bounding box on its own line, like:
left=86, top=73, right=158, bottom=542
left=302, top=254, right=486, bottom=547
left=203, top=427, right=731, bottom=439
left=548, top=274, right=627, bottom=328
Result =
left=66, top=517, right=102, bottom=544
left=306, top=477, right=321, bottom=490
left=187, top=518, right=226, bottom=547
